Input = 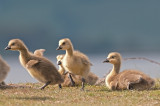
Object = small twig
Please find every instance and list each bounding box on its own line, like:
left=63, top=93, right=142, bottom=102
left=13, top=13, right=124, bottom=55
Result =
left=123, top=57, right=160, bottom=66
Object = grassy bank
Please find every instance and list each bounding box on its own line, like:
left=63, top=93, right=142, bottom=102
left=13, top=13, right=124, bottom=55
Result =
left=0, top=80, right=160, bottom=106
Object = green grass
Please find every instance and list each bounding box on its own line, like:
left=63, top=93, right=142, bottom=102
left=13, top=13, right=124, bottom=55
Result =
left=0, top=80, right=160, bottom=106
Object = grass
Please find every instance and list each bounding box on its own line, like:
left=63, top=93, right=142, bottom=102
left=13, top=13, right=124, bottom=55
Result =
left=0, top=80, right=160, bottom=106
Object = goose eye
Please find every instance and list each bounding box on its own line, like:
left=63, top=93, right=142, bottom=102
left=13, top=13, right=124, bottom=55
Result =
left=111, top=56, right=115, bottom=59
left=62, top=42, right=65, bottom=45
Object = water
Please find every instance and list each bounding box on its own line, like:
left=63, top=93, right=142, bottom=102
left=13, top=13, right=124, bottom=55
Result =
left=4, top=53, right=160, bottom=83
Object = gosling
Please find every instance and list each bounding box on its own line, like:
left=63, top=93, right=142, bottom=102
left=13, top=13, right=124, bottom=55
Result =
left=56, top=38, right=91, bottom=90
left=56, top=54, right=66, bottom=75
left=5, top=39, right=63, bottom=90
left=0, top=55, right=10, bottom=85
left=103, top=52, right=155, bottom=90
left=56, top=54, right=98, bottom=86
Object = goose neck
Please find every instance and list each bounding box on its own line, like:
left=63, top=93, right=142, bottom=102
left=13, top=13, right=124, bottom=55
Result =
left=111, top=63, right=121, bottom=75
left=19, top=48, right=30, bottom=60
left=66, top=47, right=74, bottom=56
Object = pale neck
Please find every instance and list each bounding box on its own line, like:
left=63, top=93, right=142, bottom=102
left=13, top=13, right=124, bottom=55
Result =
left=66, top=46, right=74, bottom=56
left=19, top=47, right=30, bottom=61
left=110, top=62, right=121, bottom=76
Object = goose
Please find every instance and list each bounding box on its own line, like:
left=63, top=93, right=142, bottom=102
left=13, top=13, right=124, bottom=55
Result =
left=5, top=39, right=63, bottom=90
left=0, top=55, right=10, bottom=85
left=56, top=54, right=66, bottom=75
left=103, top=52, right=155, bottom=90
left=56, top=54, right=98, bottom=86
left=56, top=38, right=91, bottom=90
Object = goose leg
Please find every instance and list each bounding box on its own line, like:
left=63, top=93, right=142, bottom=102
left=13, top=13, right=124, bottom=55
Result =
left=0, top=81, right=6, bottom=86
left=81, top=78, right=85, bottom=91
left=58, top=84, right=62, bottom=89
left=127, top=82, right=134, bottom=90
left=40, top=81, right=51, bottom=90
left=68, top=73, right=75, bottom=86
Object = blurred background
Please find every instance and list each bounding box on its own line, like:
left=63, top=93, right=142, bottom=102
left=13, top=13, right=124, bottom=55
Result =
left=0, top=0, right=160, bottom=83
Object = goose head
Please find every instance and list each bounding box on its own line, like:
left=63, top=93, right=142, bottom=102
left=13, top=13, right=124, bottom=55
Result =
left=103, top=52, right=122, bottom=65
left=5, top=39, right=27, bottom=51
left=56, top=54, right=64, bottom=65
left=56, top=38, right=72, bottom=50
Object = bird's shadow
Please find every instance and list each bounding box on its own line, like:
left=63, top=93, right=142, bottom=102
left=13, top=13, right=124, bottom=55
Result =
left=9, top=96, right=53, bottom=101
left=91, top=85, right=160, bottom=92
left=0, top=85, right=31, bottom=90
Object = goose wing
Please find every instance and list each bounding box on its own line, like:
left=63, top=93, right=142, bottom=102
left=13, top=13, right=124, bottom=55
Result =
left=34, top=49, right=46, bottom=56
left=81, top=58, right=93, bottom=66
left=124, top=74, right=142, bottom=83
left=119, top=73, right=143, bottom=89
left=74, top=50, right=92, bottom=66
left=26, top=60, right=39, bottom=68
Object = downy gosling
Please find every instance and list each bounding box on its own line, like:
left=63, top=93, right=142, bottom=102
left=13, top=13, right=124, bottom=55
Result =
left=5, top=39, right=63, bottom=90
left=56, top=54, right=98, bottom=86
left=0, top=55, right=10, bottom=85
left=56, top=38, right=92, bottom=90
left=103, top=52, right=155, bottom=90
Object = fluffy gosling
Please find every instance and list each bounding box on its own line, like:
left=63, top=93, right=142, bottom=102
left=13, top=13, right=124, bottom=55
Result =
left=103, top=52, right=155, bottom=90
left=56, top=54, right=98, bottom=86
left=0, top=55, right=10, bottom=85
left=5, top=39, right=63, bottom=90
left=56, top=38, right=91, bottom=90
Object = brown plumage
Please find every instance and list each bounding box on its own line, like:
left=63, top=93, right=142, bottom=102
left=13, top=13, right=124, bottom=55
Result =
left=5, top=39, right=63, bottom=90
left=0, top=55, right=10, bottom=84
left=103, top=52, right=155, bottom=90
left=56, top=38, right=92, bottom=90
left=60, top=72, right=99, bottom=87
left=56, top=54, right=98, bottom=87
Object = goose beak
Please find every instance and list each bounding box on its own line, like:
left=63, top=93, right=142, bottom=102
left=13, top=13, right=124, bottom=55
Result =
left=56, top=46, right=62, bottom=50
left=103, top=59, right=109, bottom=63
left=5, top=46, right=11, bottom=50
left=57, top=61, right=62, bottom=65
